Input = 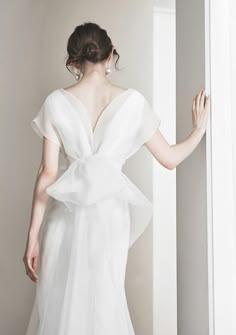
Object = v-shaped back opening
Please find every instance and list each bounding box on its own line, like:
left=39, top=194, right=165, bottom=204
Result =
left=59, top=87, right=134, bottom=136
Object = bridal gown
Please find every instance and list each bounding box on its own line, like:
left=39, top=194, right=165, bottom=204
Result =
left=25, top=87, right=161, bottom=335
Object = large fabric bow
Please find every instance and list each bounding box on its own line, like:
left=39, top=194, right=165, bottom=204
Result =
left=46, top=153, right=154, bottom=249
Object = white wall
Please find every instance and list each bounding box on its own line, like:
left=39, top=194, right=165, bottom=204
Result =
left=153, top=6, right=177, bottom=335
left=0, top=1, right=154, bottom=334
left=208, top=0, right=236, bottom=334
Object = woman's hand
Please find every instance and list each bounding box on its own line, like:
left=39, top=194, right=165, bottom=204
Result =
left=192, top=88, right=210, bottom=133
left=144, top=87, right=211, bottom=169
left=23, top=236, right=39, bottom=283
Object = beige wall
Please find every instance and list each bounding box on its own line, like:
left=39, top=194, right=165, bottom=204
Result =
left=0, top=1, right=154, bottom=334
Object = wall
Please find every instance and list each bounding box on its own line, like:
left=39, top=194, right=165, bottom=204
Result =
left=176, top=0, right=209, bottom=334
left=0, top=0, right=154, bottom=334
left=209, top=0, right=236, bottom=333
left=0, top=1, right=48, bottom=333
left=153, top=6, right=177, bottom=335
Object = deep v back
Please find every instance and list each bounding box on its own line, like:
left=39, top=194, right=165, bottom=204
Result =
left=59, top=87, right=133, bottom=135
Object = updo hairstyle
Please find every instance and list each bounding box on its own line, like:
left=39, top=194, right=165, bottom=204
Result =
left=65, top=22, right=120, bottom=74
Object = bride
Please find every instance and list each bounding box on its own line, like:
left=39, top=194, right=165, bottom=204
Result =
left=23, top=21, right=210, bottom=335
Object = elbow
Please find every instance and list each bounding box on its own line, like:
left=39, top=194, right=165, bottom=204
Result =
left=165, top=160, right=176, bottom=170
left=153, top=157, right=176, bottom=170
left=38, top=162, right=59, bottom=179
left=39, top=168, right=58, bottom=192
left=41, top=167, right=58, bottom=179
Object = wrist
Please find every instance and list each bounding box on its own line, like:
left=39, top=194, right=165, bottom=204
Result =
left=192, top=126, right=205, bottom=137
left=28, top=229, right=39, bottom=240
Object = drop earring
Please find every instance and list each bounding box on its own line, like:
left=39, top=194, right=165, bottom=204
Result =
left=105, top=64, right=112, bottom=76
left=73, top=67, right=81, bottom=81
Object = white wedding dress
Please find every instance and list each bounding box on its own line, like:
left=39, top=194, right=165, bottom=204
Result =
left=25, top=87, right=161, bottom=335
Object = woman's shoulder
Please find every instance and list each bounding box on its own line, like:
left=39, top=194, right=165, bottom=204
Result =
left=129, top=88, right=151, bottom=106
left=113, top=85, right=143, bottom=96
left=42, top=85, right=146, bottom=104
left=44, top=88, right=62, bottom=101
left=39, top=88, right=66, bottom=111
left=37, top=89, right=63, bottom=119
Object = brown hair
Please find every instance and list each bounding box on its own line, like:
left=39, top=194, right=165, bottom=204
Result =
left=65, top=22, right=120, bottom=74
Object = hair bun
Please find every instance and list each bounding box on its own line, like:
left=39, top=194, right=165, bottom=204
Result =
left=65, top=22, right=120, bottom=72
left=84, top=42, right=99, bottom=61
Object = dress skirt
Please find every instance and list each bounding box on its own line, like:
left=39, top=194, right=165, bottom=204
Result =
left=25, top=196, right=135, bottom=335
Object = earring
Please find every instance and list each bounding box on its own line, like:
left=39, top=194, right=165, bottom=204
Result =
left=105, top=65, right=112, bottom=76
left=73, top=67, right=81, bottom=81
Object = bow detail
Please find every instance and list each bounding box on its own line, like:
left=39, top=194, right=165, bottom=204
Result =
left=46, top=154, right=127, bottom=211
left=46, top=153, right=154, bottom=249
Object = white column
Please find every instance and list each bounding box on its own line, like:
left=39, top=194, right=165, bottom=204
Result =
left=153, top=6, right=177, bottom=335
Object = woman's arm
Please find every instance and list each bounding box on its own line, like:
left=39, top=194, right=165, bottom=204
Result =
left=145, top=88, right=210, bottom=170
left=23, top=138, right=60, bottom=282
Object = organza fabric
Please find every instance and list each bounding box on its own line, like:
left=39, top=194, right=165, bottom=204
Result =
left=25, top=87, right=161, bottom=335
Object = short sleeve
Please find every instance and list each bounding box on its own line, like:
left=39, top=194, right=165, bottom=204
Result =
left=139, top=97, right=161, bottom=145
left=31, top=95, right=62, bottom=148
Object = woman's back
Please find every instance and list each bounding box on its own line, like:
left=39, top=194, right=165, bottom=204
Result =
left=63, top=83, right=129, bottom=130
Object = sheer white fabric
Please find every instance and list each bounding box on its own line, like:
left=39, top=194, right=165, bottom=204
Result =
left=25, top=87, right=161, bottom=335
left=31, top=96, right=62, bottom=148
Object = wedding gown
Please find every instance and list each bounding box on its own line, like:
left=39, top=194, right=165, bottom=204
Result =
left=25, top=87, right=161, bottom=335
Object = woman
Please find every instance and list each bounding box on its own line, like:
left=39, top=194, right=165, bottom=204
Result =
left=23, top=22, right=210, bottom=334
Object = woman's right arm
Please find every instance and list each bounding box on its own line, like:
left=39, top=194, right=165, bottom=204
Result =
left=23, top=138, right=60, bottom=282
left=144, top=89, right=210, bottom=170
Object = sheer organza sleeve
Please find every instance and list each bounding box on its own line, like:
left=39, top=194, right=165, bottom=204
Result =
left=31, top=95, right=62, bottom=148
left=138, top=97, right=161, bottom=145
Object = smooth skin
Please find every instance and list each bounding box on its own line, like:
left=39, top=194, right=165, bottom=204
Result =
left=145, top=88, right=210, bottom=169
left=23, top=50, right=210, bottom=283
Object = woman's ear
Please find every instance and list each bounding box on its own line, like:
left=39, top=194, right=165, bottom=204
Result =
left=107, top=49, right=114, bottom=62
left=74, top=62, right=80, bottom=70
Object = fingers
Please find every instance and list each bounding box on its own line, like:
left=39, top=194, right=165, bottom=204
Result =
left=204, top=94, right=211, bottom=109
left=23, top=256, right=39, bottom=283
left=195, top=89, right=203, bottom=110
left=192, top=96, right=196, bottom=111
left=200, top=89, right=206, bottom=109
left=32, top=256, right=38, bottom=272
left=194, top=88, right=204, bottom=111
left=26, top=268, right=38, bottom=282
left=192, top=88, right=210, bottom=131
left=194, top=88, right=210, bottom=113
left=27, top=257, right=39, bottom=282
